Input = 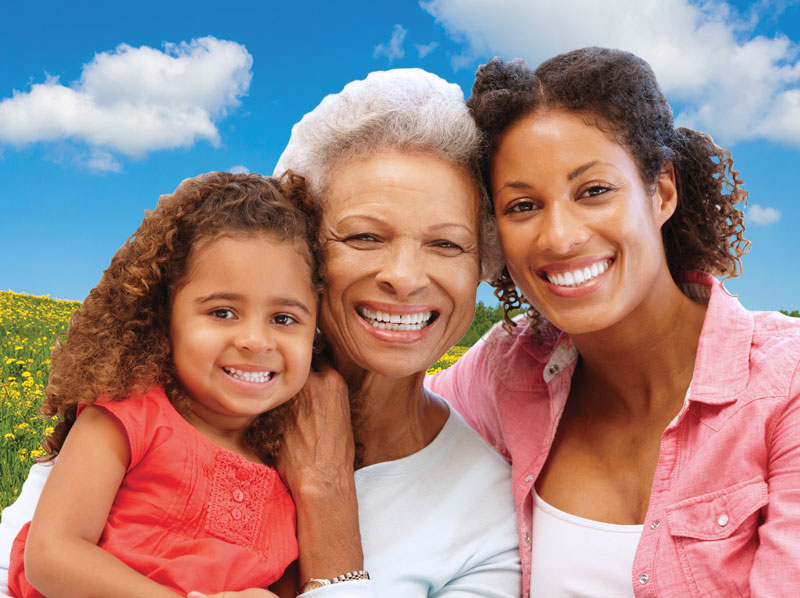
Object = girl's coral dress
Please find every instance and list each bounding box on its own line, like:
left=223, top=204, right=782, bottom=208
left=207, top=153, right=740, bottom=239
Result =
left=8, top=387, right=297, bottom=596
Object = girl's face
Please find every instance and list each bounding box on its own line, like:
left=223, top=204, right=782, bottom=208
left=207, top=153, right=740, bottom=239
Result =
left=319, top=149, right=481, bottom=378
left=491, top=110, right=677, bottom=335
left=170, top=234, right=317, bottom=434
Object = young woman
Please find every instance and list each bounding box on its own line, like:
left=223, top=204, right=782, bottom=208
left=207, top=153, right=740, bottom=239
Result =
left=428, top=47, right=800, bottom=597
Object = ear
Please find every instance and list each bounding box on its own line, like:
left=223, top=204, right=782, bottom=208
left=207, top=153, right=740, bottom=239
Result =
left=653, top=162, right=678, bottom=228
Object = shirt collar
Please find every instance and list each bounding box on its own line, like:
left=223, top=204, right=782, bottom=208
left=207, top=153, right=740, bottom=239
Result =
left=541, top=271, right=753, bottom=405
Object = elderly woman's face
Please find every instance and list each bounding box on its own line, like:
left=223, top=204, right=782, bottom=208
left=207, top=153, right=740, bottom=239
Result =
left=319, top=149, right=481, bottom=378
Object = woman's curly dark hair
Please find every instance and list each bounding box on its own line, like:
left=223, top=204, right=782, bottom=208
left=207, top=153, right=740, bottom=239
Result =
left=467, top=48, right=750, bottom=333
left=41, top=171, right=324, bottom=463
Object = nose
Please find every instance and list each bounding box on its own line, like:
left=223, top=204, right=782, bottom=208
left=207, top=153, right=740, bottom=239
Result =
left=536, top=200, right=590, bottom=255
left=374, top=242, right=430, bottom=297
left=234, top=320, right=275, bottom=354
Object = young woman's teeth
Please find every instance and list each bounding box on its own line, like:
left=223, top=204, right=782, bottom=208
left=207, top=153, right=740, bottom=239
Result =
left=358, top=306, right=434, bottom=331
left=546, top=259, right=612, bottom=287
left=222, top=367, right=274, bottom=383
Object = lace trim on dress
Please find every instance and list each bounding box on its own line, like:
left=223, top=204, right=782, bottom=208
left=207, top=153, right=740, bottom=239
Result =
left=204, top=450, right=274, bottom=549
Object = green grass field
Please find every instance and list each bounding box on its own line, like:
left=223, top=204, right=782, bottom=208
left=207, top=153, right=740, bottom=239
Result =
left=0, top=291, right=468, bottom=511
left=0, top=291, right=79, bottom=510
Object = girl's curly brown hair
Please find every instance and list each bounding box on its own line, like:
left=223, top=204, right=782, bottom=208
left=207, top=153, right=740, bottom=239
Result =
left=41, top=171, right=323, bottom=464
left=467, top=47, right=750, bottom=333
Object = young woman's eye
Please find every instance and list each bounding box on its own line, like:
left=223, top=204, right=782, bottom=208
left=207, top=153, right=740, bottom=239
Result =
left=580, top=185, right=612, bottom=198
left=505, top=199, right=538, bottom=214
left=272, top=314, right=299, bottom=326
left=210, top=308, right=235, bottom=320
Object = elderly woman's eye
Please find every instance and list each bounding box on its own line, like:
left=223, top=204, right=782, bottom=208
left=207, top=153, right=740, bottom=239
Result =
left=345, top=233, right=380, bottom=243
left=433, top=240, right=464, bottom=251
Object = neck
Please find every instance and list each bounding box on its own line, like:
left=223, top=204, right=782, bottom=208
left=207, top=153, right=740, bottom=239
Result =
left=333, top=355, right=449, bottom=469
left=569, top=273, right=707, bottom=417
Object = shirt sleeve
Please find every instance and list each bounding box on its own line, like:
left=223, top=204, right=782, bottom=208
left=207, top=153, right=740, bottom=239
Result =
left=426, top=325, right=509, bottom=458
left=298, top=579, right=374, bottom=597
left=0, top=463, right=52, bottom=598
left=750, top=354, right=800, bottom=596
left=431, top=523, right=521, bottom=598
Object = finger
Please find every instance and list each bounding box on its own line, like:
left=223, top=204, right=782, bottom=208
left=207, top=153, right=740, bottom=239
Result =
left=187, top=592, right=210, bottom=598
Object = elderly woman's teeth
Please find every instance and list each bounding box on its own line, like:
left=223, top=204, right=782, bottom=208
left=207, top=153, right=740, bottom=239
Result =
left=546, top=259, right=612, bottom=287
left=222, top=367, right=274, bottom=383
left=358, top=306, right=434, bottom=331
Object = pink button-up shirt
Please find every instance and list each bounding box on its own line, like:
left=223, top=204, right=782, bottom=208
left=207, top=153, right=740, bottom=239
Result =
left=428, top=273, right=800, bottom=597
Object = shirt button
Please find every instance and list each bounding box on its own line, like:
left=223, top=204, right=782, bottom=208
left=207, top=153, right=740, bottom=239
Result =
left=650, top=520, right=660, bottom=530
left=524, top=532, right=531, bottom=543
left=639, top=573, right=649, bottom=584
left=525, top=474, right=534, bottom=483
left=717, top=514, right=729, bottom=526
left=233, top=489, right=244, bottom=502
left=236, top=469, right=250, bottom=481
left=231, top=508, right=242, bottom=520
left=548, top=364, right=560, bottom=375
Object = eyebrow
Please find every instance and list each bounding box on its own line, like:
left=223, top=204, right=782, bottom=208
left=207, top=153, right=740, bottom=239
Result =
left=337, top=214, right=473, bottom=234
left=196, top=292, right=312, bottom=315
left=568, top=161, right=599, bottom=180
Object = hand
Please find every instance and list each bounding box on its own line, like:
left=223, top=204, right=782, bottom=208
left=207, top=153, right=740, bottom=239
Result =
left=276, top=355, right=355, bottom=494
left=187, top=590, right=278, bottom=598
left=275, top=355, right=364, bottom=582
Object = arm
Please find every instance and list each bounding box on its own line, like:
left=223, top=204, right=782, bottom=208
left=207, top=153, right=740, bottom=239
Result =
left=22, top=406, right=180, bottom=598
left=750, top=359, right=800, bottom=596
left=433, top=526, right=521, bottom=598
left=1, top=463, right=52, bottom=597
left=274, top=360, right=371, bottom=597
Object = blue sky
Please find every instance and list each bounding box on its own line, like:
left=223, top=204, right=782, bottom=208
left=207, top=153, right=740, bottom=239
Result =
left=1, top=0, right=798, bottom=311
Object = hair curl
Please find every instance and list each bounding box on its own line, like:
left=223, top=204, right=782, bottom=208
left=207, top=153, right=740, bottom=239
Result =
left=42, top=171, right=323, bottom=464
left=274, top=68, right=503, bottom=281
left=467, top=48, right=750, bottom=333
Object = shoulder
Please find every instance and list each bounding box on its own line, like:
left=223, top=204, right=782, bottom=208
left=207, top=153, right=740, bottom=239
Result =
left=747, top=311, right=800, bottom=396
left=444, top=406, right=513, bottom=472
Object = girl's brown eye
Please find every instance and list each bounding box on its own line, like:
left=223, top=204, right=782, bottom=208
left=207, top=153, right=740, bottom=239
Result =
left=211, top=308, right=235, bottom=320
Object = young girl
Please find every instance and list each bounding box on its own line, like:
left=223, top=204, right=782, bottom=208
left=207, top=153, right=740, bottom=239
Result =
left=8, top=171, right=324, bottom=598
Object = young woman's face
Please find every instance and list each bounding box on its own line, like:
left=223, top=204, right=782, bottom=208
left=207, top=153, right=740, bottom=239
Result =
left=170, top=234, right=317, bottom=433
left=320, top=149, right=481, bottom=378
left=491, top=110, right=676, bottom=335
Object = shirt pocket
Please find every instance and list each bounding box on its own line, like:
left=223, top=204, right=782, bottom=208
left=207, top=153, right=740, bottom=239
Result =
left=665, top=476, right=767, bottom=598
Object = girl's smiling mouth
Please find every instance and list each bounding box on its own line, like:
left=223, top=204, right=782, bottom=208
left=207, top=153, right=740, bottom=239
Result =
left=221, top=367, right=275, bottom=384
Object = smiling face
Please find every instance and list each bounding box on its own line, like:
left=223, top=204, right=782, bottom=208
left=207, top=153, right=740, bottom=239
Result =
left=320, top=149, right=481, bottom=378
left=169, top=234, right=317, bottom=434
left=491, top=110, right=677, bottom=336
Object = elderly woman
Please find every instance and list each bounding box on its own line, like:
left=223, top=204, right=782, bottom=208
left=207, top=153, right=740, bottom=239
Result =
left=428, top=48, right=800, bottom=597
left=0, top=69, right=520, bottom=598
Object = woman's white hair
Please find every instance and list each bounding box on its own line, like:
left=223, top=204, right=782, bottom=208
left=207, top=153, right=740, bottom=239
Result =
left=274, top=68, right=502, bottom=281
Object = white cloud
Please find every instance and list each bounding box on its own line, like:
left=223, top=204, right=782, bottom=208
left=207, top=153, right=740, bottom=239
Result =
left=0, top=36, right=252, bottom=166
left=87, top=150, right=121, bottom=173
left=421, top=0, right=800, bottom=147
left=374, top=25, right=407, bottom=63
left=228, top=165, right=250, bottom=174
left=415, top=41, right=440, bottom=58
left=748, top=204, right=782, bottom=225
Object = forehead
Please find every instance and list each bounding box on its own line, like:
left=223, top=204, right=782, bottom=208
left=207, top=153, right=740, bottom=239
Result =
left=182, top=234, right=314, bottom=292
left=324, top=149, right=480, bottom=225
left=495, top=110, right=635, bottom=173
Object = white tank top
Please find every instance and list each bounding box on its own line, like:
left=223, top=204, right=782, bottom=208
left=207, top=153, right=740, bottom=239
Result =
left=530, top=491, right=642, bottom=597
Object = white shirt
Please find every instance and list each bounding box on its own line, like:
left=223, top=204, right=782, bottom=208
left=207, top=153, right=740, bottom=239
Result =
left=530, top=490, right=642, bottom=598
